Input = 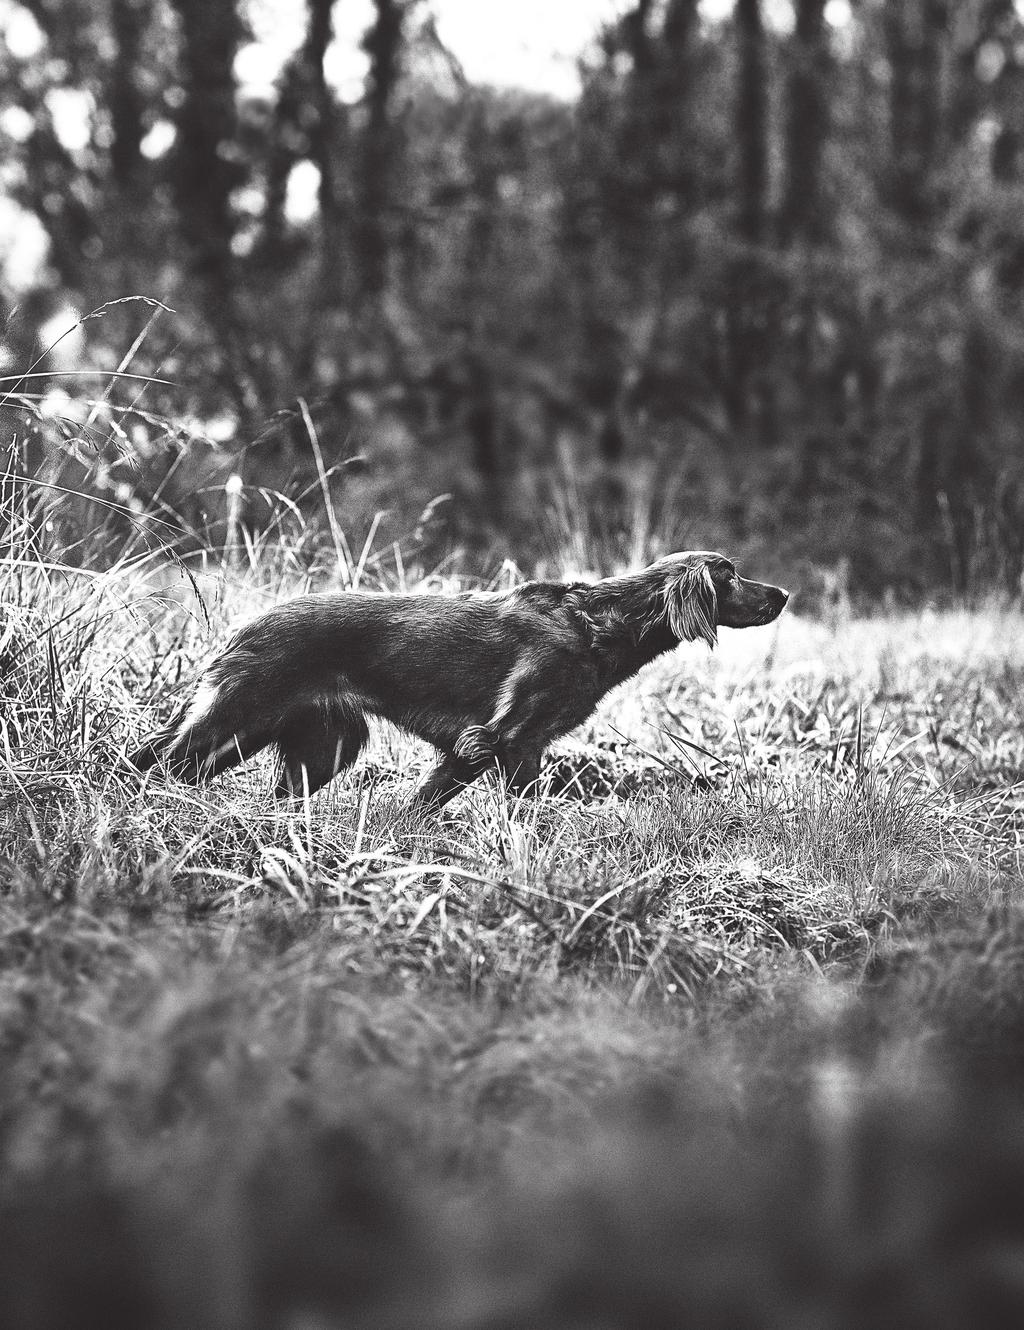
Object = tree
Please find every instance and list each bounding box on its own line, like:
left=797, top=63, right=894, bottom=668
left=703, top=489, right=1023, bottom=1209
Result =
left=109, top=0, right=148, bottom=190
left=356, top=0, right=414, bottom=301
left=884, top=0, right=949, bottom=231
left=168, top=0, right=261, bottom=425
left=781, top=0, right=829, bottom=245
left=169, top=0, right=242, bottom=289
left=735, top=0, right=767, bottom=246
left=722, top=0, right=776, bottom=447
left=306, top=0, right=346, bottom=301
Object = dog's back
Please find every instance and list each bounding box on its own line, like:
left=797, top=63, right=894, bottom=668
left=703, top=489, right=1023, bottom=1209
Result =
left=214, top=587, right=581, bottom=704
left=130, top=586, right=589, bottom=791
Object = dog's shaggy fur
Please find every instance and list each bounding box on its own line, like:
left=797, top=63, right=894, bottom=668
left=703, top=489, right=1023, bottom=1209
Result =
left=130, top=552, right=788, bottom=808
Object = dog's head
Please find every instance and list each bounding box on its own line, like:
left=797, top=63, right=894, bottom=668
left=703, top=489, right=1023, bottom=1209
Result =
left=655, top=551, right=789, bottom=647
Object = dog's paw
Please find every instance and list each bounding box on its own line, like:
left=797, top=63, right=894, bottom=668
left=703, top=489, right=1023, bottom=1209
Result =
left=454, top=725, right=497, bottom=768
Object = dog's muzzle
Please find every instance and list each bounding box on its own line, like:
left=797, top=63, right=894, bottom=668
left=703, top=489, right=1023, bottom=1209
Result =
left=760, top=585, right=789, bottom=622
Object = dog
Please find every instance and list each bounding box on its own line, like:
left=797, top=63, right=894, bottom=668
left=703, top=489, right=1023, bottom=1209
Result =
left=130, top=552, right=789, bottom=808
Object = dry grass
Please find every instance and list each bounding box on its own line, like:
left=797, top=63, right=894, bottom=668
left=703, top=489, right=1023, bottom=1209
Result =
left=3, top=443, right=1024, bottom=1327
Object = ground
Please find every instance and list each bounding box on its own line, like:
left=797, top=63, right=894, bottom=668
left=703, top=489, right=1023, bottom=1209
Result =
left=2, top=545, right=1024, bottom=1328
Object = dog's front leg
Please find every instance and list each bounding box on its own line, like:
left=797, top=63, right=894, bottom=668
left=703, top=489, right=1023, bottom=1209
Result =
left=452, top=659, right=555, bottom=783
left=497, top=747, right=541, bottom=796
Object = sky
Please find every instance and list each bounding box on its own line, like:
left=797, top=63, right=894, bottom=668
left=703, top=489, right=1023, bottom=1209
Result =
left=0, top=0, right=846, bottom=128
left=414, top=0, right=835, bottom=95
left=244, top=0, right=811, bottom=104
left=0, top=0, right=850, bottom=297
left=241, top=0, right=634, bottom=103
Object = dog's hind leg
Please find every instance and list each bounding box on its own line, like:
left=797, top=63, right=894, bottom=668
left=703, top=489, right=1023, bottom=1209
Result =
left=274, top=702, right=369, bottom=800
left=411, top=754, right=484, bottom=810
left=453, top=724, right=498, bottom=768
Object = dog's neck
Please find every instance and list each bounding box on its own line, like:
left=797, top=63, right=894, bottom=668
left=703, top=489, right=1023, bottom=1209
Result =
left=569, top=580, right=682, bottom=684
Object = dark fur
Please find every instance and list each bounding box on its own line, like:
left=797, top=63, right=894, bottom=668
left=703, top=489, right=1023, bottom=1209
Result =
left=130, top=552, right=788, bottom=808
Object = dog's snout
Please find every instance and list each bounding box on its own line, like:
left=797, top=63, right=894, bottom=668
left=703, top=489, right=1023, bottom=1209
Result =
left=753, top=584, right=789, bottom=626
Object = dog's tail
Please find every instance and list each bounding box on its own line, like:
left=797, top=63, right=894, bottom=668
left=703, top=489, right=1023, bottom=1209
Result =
left=129, top=715, right=184, bottom=775
left=128, top=670, right=269, bottom=783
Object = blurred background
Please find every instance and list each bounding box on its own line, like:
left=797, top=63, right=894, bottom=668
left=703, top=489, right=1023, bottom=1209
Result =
left=3, top=0, right=1024, bottom=598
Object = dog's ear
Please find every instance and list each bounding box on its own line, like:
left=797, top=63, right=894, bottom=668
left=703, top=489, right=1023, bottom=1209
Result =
left=664, top=564, right=717, bottom=647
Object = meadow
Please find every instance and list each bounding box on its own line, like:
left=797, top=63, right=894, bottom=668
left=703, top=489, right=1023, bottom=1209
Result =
left=3, top=477, right=1024, bottom=1328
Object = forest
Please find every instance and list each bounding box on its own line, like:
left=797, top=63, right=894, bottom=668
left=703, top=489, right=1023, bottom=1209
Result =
left=4, top=0, right=1024, bottom=595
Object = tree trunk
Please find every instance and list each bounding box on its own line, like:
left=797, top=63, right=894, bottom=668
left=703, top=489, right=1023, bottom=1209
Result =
left=356, top=0, right=409, bottom=302
left=659, top=0, right=699, bottom=205
left=261, top=56, right=306, bottom=264
left=170, top=0, right=240, bottom=285
left=781, top=0, right=828, bottom=245
left=885, top=0, right=948, bottom=228
left=735, top=0, right=767, bottom=246
left=726, top=0, right=777, bottom=446
left=306, top=0, right=346, bottom=300
left=109, top=0, right=147, bottom=189
left=170, top=0, right=262, bottom=426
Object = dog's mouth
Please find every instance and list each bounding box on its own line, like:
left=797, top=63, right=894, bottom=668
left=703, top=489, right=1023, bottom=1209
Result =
left=722, top=584, right=789, bottom=628
left=755, top=596, right=788, bottom=624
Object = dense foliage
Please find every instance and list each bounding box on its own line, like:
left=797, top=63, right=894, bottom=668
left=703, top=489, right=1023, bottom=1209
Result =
left=4, top=0, right=1024, bottom=591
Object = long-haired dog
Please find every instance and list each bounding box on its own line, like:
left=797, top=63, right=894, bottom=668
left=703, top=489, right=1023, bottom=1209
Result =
left=130, top=552, right=788, bottom=808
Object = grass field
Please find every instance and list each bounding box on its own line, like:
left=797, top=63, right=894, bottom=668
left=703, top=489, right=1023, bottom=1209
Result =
left=3, top=503, right=1024, bottom=1327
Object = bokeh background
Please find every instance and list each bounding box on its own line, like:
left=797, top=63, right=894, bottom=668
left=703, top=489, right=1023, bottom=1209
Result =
left=3, top=0, right=1024, bottom=595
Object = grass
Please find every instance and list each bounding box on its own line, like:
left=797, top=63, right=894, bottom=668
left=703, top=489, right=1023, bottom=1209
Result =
left=3, top=452, right=1024, bottom=1326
